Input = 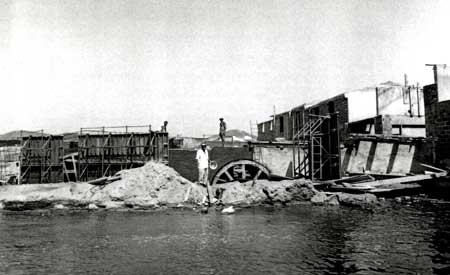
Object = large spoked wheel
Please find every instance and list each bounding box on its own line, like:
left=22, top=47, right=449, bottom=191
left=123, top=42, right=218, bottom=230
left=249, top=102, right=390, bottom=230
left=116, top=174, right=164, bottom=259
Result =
left=211, top=160, right=270, bottom=185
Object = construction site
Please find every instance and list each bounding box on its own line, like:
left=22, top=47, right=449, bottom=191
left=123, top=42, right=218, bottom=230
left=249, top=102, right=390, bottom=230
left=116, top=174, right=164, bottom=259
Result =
left=1, top=65, right=450, bottom=198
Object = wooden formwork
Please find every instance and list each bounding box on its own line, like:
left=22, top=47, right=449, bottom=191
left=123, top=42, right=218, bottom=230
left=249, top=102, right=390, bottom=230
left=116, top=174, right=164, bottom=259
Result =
left=77, top=126, right=169, bottom=181
left=20, top=135, right=64, bottom=184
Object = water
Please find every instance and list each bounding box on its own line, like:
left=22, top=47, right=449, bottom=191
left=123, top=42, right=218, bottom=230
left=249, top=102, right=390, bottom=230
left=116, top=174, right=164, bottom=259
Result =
left=0, top=202, right=450, bottom=275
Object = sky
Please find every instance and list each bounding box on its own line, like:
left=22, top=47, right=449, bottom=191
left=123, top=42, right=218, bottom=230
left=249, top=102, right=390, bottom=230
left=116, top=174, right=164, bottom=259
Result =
left=1, top=0, right=450, bottom=137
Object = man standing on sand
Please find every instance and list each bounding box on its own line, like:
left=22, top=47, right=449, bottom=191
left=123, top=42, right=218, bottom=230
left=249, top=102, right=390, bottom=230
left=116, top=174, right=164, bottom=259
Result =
left=196, top=143, right=216, bottom=205
left=219, top=118, right=227, bottom=147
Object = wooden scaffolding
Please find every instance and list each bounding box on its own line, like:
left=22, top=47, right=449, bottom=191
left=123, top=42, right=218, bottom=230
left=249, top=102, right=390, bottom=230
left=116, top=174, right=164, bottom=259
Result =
left=77, top=125, right=169, bottom=182
left=292, top=113, right=341, bottom=181
left=20, top=135, right=64, bottom=184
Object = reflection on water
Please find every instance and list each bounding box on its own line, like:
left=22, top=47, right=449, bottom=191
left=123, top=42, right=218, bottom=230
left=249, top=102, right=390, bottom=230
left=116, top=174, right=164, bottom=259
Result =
left=0, top=202, right=450, bottom=275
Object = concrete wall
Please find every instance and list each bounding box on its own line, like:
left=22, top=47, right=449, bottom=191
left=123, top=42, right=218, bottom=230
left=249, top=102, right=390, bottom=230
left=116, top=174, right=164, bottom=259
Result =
left=254, top=145, right=295, bottom=177
left=341, top=138, right=433, bottom=175
left=349, top=114, right=425, bottom=137
left=435, top=64, right=450, bottom=102
left=377, top=85, right=424, bottom=117
left=346, top=88, right=377, bottom=122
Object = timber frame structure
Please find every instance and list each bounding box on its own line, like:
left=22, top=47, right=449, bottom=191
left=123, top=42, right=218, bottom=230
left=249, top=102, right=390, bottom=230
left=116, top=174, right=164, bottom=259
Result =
left=292, top=113, right=341, bottom=181
left=78, top=125, right=169, bottom=181
left=20, top=135, right=64, bottom=184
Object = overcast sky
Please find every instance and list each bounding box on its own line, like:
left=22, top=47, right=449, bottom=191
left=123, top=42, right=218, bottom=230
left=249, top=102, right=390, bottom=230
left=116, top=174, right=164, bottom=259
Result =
left=1, top=0, right=449, bottom=137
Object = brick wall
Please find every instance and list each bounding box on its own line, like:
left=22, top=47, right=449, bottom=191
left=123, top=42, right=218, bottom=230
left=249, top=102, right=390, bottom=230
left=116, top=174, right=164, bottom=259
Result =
left=274, top=112, right=291, bottom=140
left=309, top=94, right=349, bottom=140
left=257, top=120, right=274, bottom=141
left=424, top=84, right=450, bottom=166
left=291, top=105, right=306, bottom=138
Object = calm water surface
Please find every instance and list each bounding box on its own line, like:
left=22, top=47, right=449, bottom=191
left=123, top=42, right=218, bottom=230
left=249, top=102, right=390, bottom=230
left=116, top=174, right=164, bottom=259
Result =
left=0, top=202, right=450, bottom=275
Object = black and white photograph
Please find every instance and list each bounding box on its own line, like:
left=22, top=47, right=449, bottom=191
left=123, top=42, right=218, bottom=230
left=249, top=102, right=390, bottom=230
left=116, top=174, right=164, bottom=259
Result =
left=1, top=0, right=450, bottom=274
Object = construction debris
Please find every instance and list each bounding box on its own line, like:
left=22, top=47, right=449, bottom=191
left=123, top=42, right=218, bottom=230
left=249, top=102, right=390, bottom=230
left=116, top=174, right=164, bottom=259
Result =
left=87, top=175, right=122, bottom=186
left=317, top=163, right=447, bottom=196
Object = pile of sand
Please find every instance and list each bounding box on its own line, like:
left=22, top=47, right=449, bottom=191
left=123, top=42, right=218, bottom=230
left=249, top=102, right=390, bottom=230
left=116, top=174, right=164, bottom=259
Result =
left=87, top=162, right=206, bottom=207
left=0, top=162, right=207, bottom=209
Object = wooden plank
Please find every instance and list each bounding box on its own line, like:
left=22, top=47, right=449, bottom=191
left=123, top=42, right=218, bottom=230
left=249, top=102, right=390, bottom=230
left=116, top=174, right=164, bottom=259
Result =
left=333, top=174, right=375, bottom=184
left=369, top=183, right=421, bottom=193
left=420, top=163, right=446, bottom=173
left=351, top=172, right=446, bottom=188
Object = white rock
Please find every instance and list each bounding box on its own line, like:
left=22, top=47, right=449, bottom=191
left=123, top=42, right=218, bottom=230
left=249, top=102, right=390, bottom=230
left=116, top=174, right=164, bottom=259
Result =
left=311, top=192, right=327, bottom=204
left=221, top=206, right=235, bottom=214
left=54, top=204, right=65, bottom=209
left=88, top=203, right=99, bottom=210
left=101, top=201, right=123, bottom=209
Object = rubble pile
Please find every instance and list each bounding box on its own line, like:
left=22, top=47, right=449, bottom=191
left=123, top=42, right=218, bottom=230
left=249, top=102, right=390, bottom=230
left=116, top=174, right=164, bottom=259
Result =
left=87, top=162, right=205, bottom=208
left=217, top=179, right=318, bottom=206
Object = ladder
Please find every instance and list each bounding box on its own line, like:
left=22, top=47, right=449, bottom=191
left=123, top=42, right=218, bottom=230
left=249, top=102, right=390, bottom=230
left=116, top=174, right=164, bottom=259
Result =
left=292, top=114, right=329, bottom=180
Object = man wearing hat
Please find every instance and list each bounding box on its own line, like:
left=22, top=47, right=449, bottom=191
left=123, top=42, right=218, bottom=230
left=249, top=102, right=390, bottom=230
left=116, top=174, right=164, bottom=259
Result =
left=196, top=143, right=216, bottom=204
left=219, top=118, right=227, bottom=147
left=196, top=143, right=209, bottom=185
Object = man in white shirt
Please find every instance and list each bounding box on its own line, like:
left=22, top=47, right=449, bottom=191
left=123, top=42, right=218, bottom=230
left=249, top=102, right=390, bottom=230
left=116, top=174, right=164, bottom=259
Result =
left=196, top=143, right=216, bottom=205
left=196, top=143, right=209, bottom=185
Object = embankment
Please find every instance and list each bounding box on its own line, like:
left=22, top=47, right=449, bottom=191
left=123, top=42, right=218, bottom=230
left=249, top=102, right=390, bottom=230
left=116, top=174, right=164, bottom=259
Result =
left=0, top=162, right=379, bottom=211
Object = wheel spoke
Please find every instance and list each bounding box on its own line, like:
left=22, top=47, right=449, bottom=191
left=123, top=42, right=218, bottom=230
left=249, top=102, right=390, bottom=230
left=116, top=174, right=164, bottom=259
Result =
left=253, top=169, right=262, bottom=180
left=224, top=171, right=234, bottom=181
left=241, top=164, right=246, bottom=179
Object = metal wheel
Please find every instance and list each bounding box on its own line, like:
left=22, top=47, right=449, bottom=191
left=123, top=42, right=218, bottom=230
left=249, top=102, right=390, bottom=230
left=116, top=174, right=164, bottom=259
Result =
left=211, top=159, right=270, bottom=185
